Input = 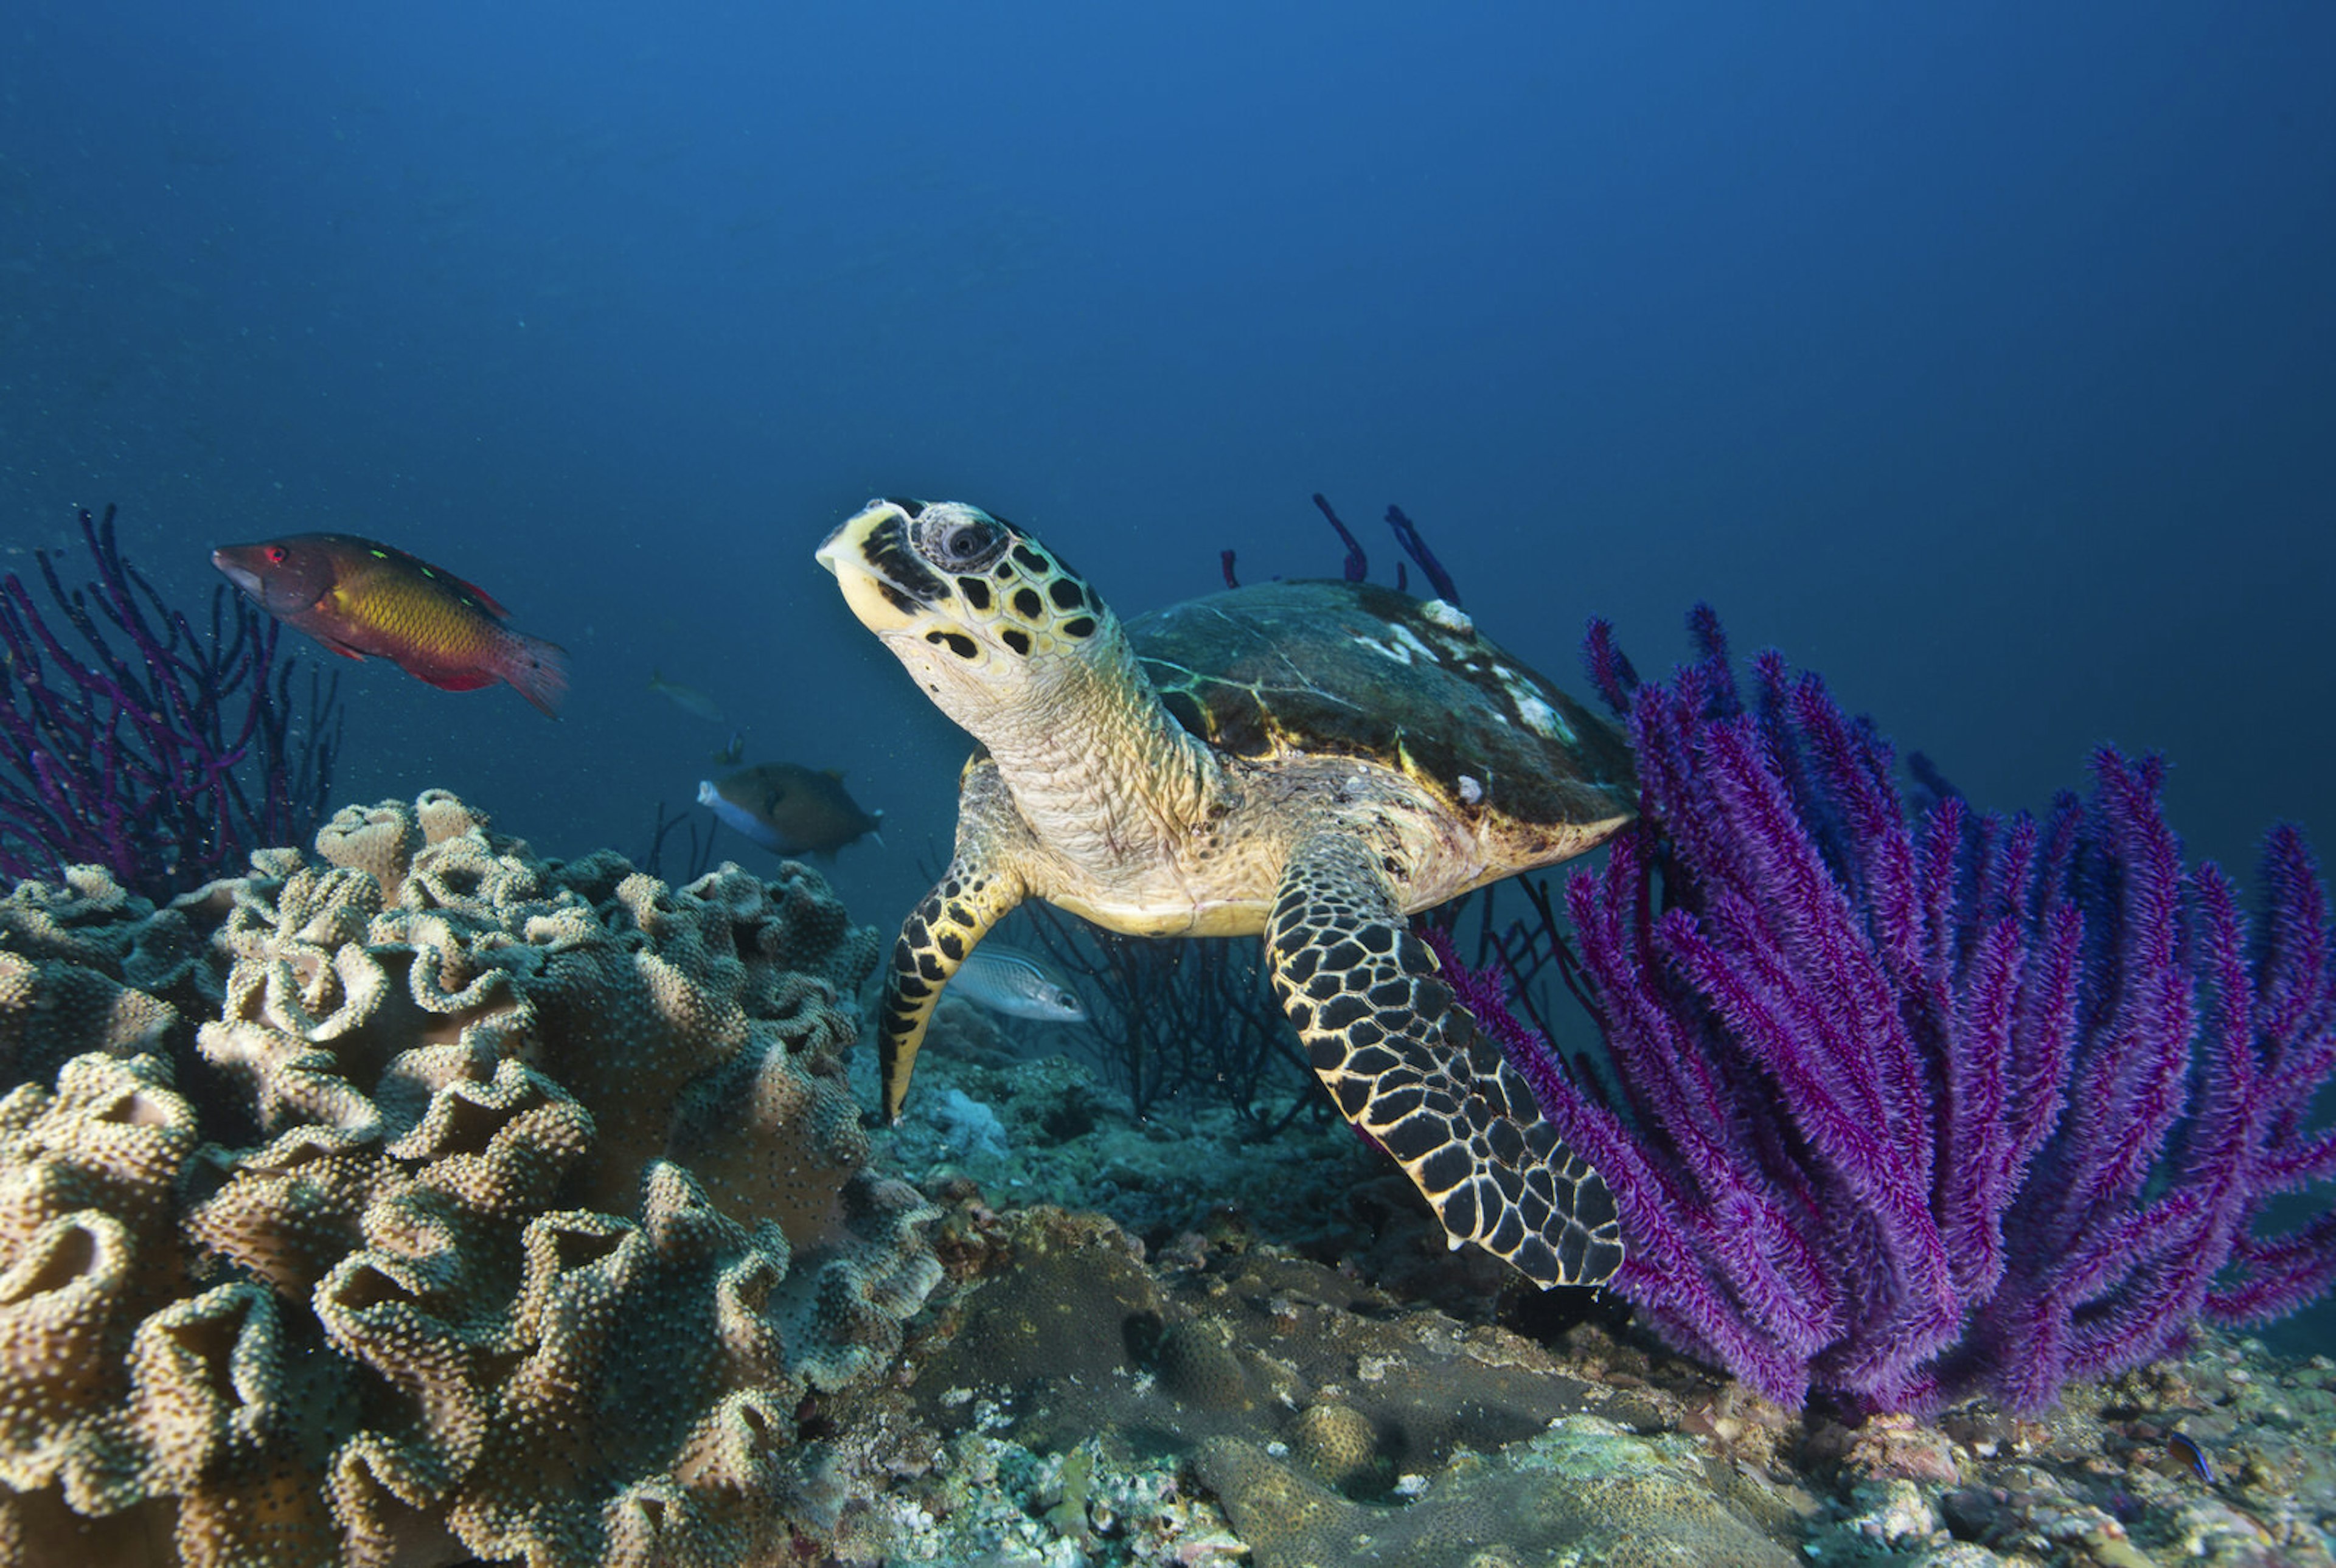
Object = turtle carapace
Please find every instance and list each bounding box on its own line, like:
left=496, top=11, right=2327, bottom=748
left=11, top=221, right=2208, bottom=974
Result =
left=816, top=498, right=1635, bottom=1288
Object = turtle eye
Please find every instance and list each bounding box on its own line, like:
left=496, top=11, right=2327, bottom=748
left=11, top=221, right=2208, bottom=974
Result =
left=915, top=508, right=1009, bottom=572
left=936, top=522, right=992, bottom=565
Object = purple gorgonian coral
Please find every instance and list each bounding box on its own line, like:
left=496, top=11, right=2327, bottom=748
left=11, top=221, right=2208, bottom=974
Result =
left=1446, top=608, right=2336, bottom=1415
left=1, top=506, right=339, bottom=898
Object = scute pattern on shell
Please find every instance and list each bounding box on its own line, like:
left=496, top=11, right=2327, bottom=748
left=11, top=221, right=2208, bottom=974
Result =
left=1128, top=578, right=1635, bottom=833
left=0, top=792, right=939, bottom=1568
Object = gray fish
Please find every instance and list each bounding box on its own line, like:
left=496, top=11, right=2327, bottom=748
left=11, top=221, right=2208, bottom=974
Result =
left=697, top=761, right=883, bottom=856
left=952, top=945, right=1088, bottom=1022
left=650, top=668, right=725, bottom=722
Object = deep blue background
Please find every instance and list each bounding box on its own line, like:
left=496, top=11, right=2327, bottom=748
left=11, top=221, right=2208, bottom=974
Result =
left=7, top=2, right=2331, bottom=926
left=4, top=5, right=2333, bottom=1353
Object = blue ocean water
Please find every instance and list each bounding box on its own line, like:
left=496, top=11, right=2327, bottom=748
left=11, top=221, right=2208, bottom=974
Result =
left=3, top=0, right=2331, bottom=1340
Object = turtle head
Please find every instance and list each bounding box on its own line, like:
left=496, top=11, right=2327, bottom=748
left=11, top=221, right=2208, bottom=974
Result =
left=816, top=498, right=1116, bottom=734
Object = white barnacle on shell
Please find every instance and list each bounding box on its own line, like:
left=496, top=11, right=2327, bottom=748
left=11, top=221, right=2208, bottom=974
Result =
left=1494, top=665, right=1576, bottom=744
left=1514, top=692, right=1574, bottom=742
left=1457, top=774, right=1485, bottom=805
left=1420, top=599, right=1474, bottom=637
left=1351, top=633, right=1413, bottom=665
left=1389, top=623, right=1440, bottom=662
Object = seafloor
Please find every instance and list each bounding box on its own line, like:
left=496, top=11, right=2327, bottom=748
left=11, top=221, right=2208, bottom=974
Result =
left=839, top=990, right=2336, bottom=1568
left=2, top=814, right=2327, bottom=1568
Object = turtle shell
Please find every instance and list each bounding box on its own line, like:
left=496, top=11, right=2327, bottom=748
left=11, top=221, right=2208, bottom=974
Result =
left=1125, top=579, right=1635, bottom=830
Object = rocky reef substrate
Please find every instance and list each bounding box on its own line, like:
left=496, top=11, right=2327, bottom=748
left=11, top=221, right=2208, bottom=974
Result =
left=851, top=991, right=2336, bottom=1568
left=4, top=800, right=2328, bottom=1567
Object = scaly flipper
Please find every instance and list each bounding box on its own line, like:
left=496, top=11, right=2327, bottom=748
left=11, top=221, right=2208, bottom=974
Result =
left=877, top=853, right=1025, bottom=1120
left=1265, top=831, right=1622, bottom=1287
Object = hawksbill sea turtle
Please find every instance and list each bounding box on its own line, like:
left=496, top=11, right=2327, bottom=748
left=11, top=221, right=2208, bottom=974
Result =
left=816, top=499, right=1636, bottom=1286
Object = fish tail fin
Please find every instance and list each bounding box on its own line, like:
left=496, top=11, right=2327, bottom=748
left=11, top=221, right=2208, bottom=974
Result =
left=503, top=632, right=571, bottom=719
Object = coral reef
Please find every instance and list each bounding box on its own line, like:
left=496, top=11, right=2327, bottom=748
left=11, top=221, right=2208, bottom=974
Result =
left=9, top=763, right=2321, bottom=1566
left=1474, top=610, right=2336, bottom=1415
left=0, top=791, right=940, bottom=1567
left=1194, top=1414, right=1798, bottom=1568
left=874, top=1202, right=1812, bottom=1567
left=534, top=931, right=2320, bottom=1567
left=1, top=505, right=339, bottom=899
left=857, top=1175, right=2334, bottom=1567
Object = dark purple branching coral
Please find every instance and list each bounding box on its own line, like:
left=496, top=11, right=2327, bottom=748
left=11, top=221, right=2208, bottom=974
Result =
left=1221, top=496, right=1464, bottom=600
left=1382, top=504, right=1460, bottom=605
left=1441, top=608, right=2336, bottom=1414
left=1310, top=492, right=1372, bottom=583
left=0, top=506, right=341, bottom=898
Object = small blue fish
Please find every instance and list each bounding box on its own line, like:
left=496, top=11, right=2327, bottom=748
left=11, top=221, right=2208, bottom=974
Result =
left=2166, top=1431, right=2214, bottom=1485
left=951, top=945, right=1088, bottom=1023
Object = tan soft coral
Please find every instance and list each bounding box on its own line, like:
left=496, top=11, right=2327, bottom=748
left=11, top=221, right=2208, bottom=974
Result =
left=0, top=793, right=937, bottom=1567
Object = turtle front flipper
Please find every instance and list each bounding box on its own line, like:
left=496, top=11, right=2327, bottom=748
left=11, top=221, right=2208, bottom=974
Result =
left=1266, top=831, right=1622, bottom=1288
left=877, top=855, right=1026, bottom=1121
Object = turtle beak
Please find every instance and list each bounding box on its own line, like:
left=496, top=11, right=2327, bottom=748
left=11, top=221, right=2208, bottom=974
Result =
left=816, top=499, right=932, bottom=634
left=812, top=499, right=896, bottom=580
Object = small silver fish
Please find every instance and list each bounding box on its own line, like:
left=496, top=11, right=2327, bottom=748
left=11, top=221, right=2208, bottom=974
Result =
left=951, top=945, right=1089, bottom=1022
left=649, top=668, right=725, bottom=722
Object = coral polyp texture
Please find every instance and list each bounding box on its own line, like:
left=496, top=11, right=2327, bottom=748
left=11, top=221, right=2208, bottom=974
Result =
left=0, top=791, right=940, bottom=1567
left=1475, top=610, right=2336, bottom=1417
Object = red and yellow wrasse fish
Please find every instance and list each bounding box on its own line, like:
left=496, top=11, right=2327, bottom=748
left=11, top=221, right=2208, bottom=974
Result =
left=212, top=533, right=570, bottom=718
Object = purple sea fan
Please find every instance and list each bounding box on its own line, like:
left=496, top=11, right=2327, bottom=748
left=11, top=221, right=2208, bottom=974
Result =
left=1465, top=609, right=2336, bottom=1415
left=1, top=506, right=340, bottom=898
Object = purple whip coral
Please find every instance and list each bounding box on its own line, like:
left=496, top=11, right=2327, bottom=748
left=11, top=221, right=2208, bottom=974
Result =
left=1446, top=608, right=2336, bottom=1415
left=1, top=506, right=341, bottom=898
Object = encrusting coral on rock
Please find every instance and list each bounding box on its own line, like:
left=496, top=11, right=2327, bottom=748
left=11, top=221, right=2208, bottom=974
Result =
left=0, top=790, right=942, bottom=1568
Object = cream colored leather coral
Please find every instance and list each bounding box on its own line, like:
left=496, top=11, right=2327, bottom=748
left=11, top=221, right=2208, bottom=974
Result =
left=0, top=791, right=938, bottom=1567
